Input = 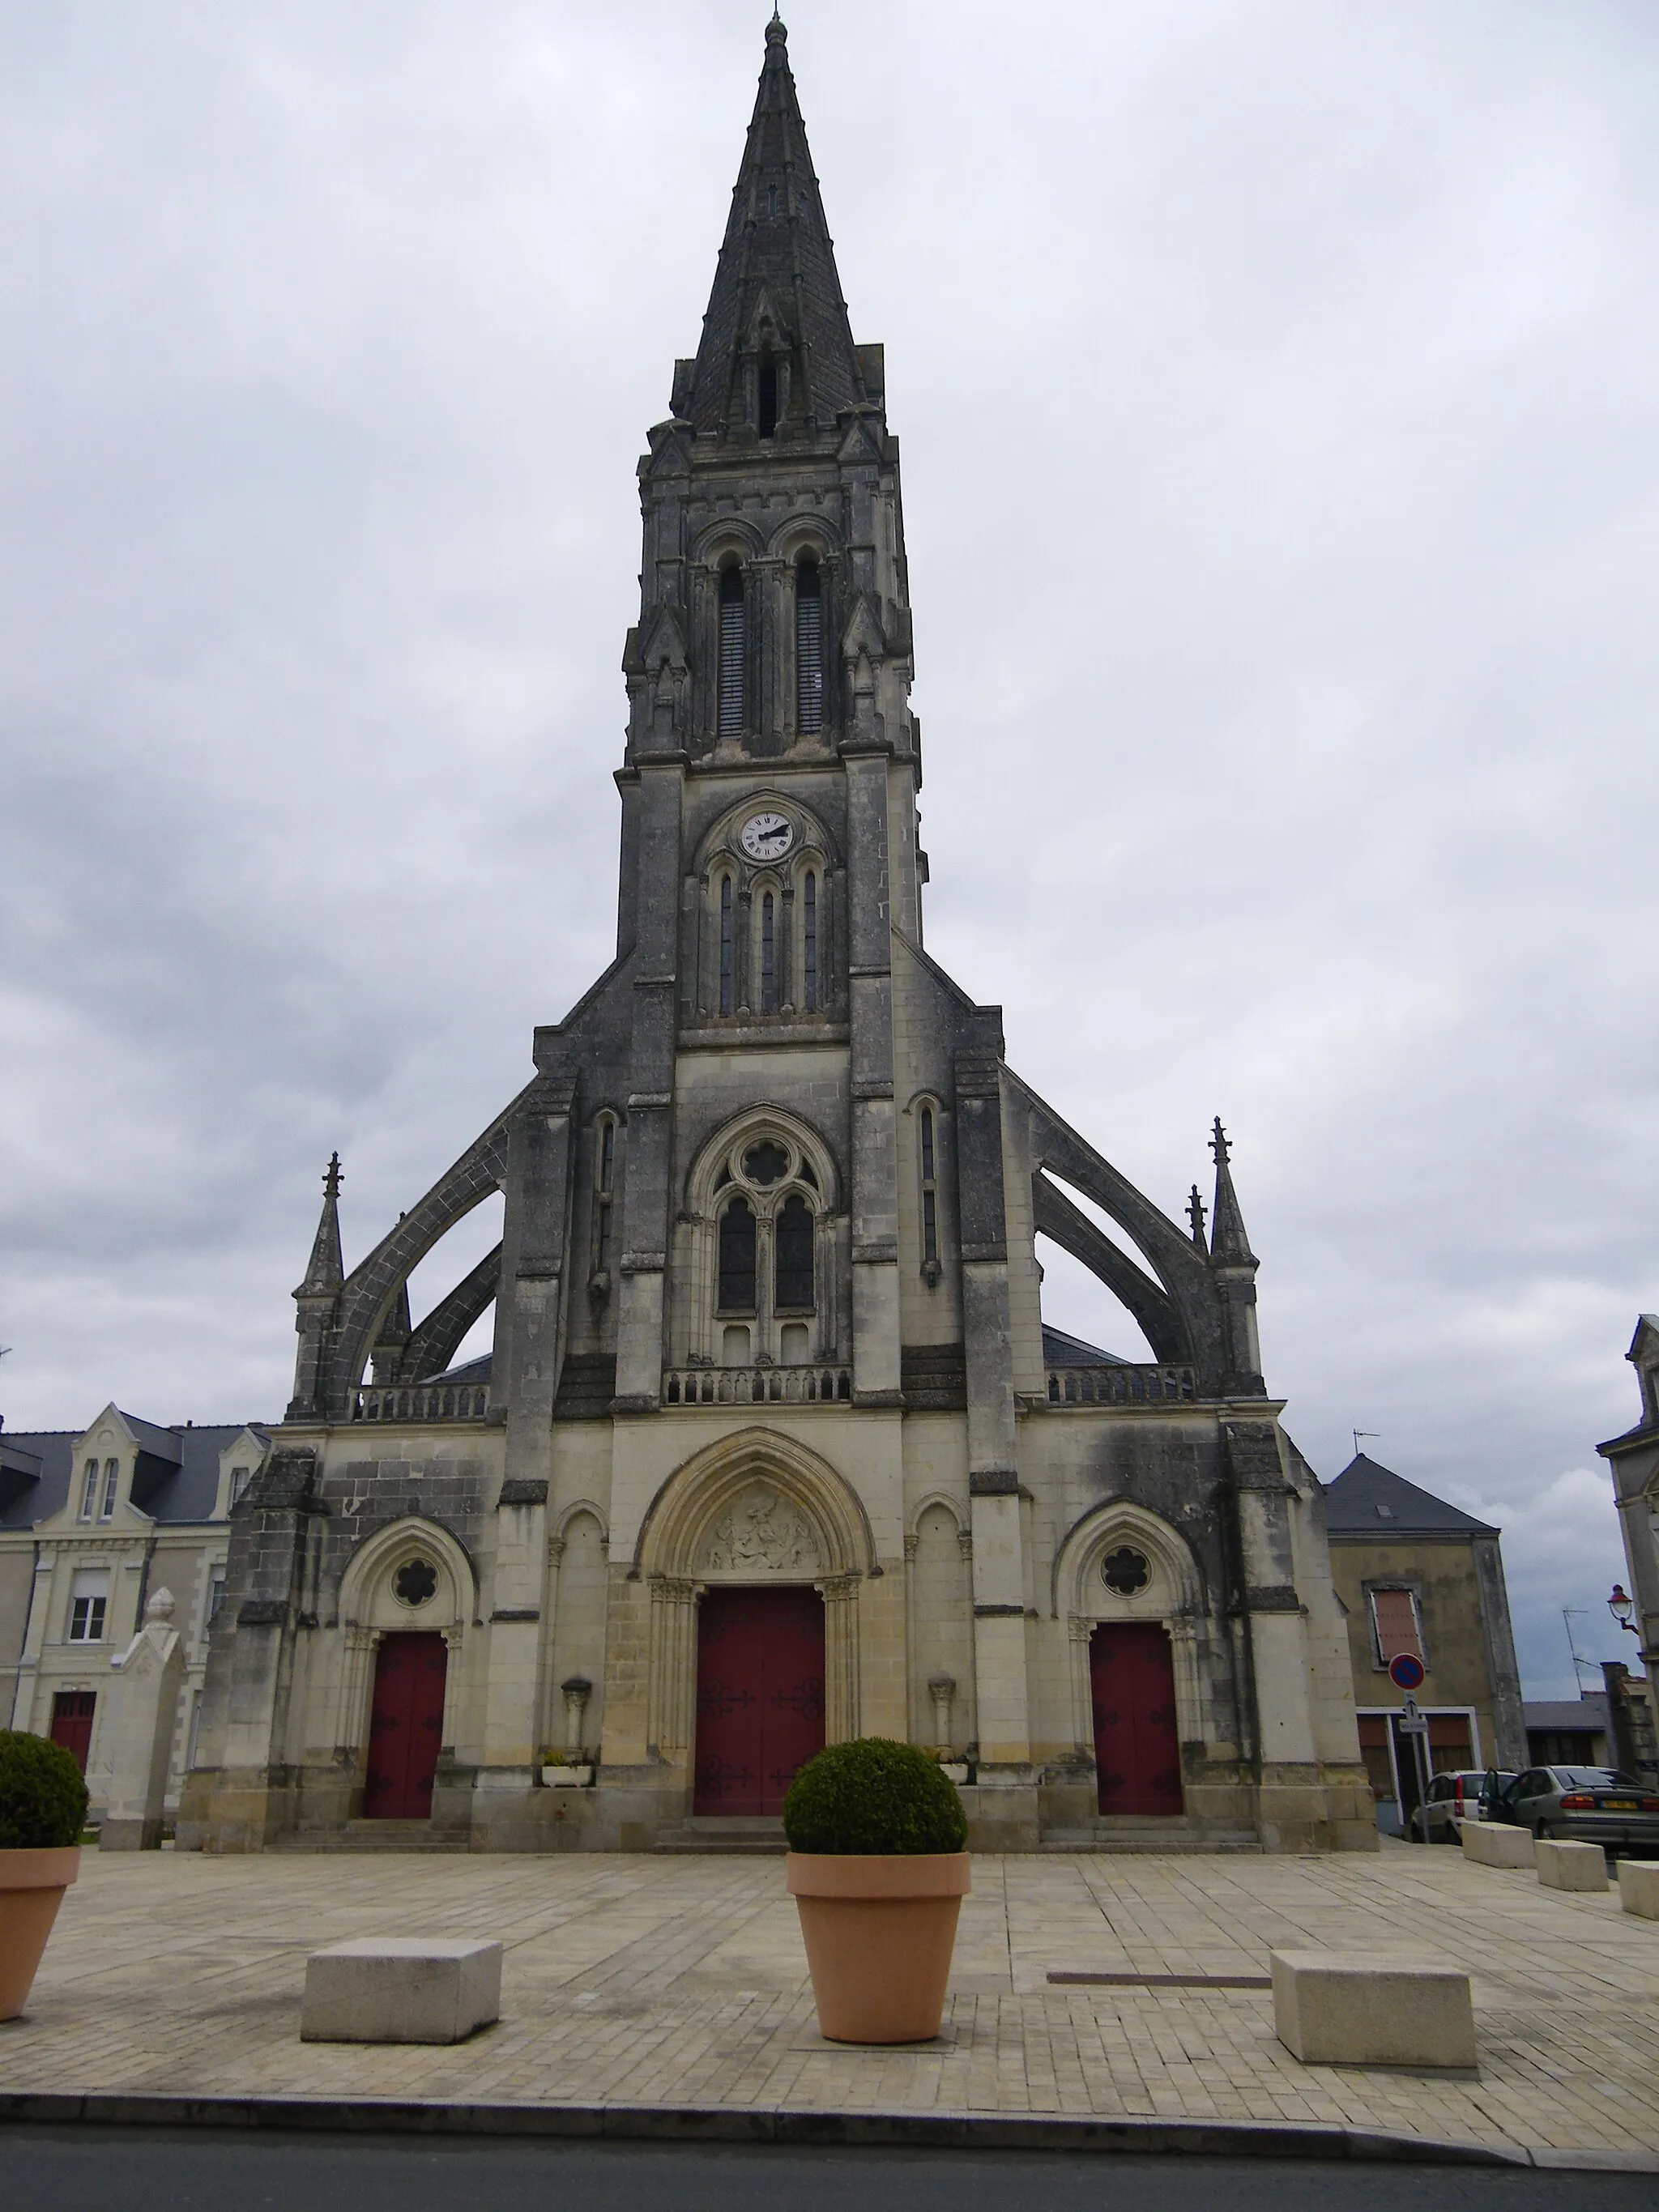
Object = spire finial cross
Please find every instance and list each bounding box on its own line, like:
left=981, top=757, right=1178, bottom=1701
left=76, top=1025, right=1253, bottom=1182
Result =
left=1187, top=1184, right=1208, bottom=1244
left=323, top=1151, right=343, bottom=1199
left=1209, top=1116, right=1230, bottom=1167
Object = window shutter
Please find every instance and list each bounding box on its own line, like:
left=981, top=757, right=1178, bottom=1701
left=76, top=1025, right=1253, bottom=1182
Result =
left=1370, top=1588, right=1422, bottom=1664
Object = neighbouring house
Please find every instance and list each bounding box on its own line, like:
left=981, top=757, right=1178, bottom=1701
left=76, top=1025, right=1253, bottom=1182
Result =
left=1524, top=1693, right=1612, bottom=1768
left=1324, top=1453, right=1526, bottom=1836
left=1597, top=1316, right=1659, bottom=1785
left=0, top=1406, right=271, bottom=1826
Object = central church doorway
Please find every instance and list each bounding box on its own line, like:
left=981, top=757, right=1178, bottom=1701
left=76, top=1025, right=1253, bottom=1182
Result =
left=1090, top=1622, right=1183, bottom=1816
left=694, top=1585, right=825, bottom=1815
left=363, top=1630, right=448, bottom=1818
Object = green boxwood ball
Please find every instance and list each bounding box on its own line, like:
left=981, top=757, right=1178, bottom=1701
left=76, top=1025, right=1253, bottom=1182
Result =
left=783, top=1737, right=967, bottom=1855
left=0, top=1729, right=89, bottom=1850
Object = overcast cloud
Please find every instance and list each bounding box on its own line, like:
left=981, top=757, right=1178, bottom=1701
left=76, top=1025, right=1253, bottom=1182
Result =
left=2, top=2, right=1655, bottom=1698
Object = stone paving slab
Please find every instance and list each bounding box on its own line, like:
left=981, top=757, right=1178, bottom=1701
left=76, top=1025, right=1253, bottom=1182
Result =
left=0, top=1848, right=1655, bottom=2163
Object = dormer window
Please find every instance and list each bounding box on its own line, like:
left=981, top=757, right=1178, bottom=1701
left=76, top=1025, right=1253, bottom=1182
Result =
left=796, top=560, right=823, bottom=732
left=79, top=1460, right=97, bottom=1521
left=718, top=565, right=746, bottom=735
left=99, top=1457, right=119, bottom=1520
left=229, top=1466, right=252, bottom=1509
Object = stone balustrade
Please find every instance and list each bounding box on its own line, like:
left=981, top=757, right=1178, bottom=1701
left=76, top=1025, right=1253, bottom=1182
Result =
left=351, top=1382, right=490, bottom=1424
left=1046, top=1363, right=1197, bottom=1407
left=663, top=1363, right=852, bottom=1408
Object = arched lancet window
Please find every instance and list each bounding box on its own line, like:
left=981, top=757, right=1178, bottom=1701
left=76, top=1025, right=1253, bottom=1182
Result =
left=719, top=875, right=734, bottom=1016
left=718, top=1196, right=757, bottom=1314
left=592, top=1117, right=616, bottom=1280
left=919, top=1105, right=940, bottom=1279
left=718, top=565, right=746, bottom=736
left=774, top=1193, right=815, bottom=1312
left=802, top=869, right=818, bottom=1012
left=761, top=890, right=777, bottom=1013
left=795, top=560, right=823, bottom=732
left=758, top=355, right=779, bottom=438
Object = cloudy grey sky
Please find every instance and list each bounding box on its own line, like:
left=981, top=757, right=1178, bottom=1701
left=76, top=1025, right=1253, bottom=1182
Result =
left=2, top=2, right=1655, bottom=1698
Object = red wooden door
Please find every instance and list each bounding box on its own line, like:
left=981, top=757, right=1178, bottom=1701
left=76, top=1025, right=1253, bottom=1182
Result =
left=694, top=1586, right=825, bottom=1815
left=50, top=1690, right=96, bottom=1775
left=1090, top=1623, right=1183, bottom=1816
left=363, top=1631, right=448, bottom=1819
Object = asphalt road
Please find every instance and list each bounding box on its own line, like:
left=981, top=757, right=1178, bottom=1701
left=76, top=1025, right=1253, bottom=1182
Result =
left=0, top=2130, right=1653, bottom=2212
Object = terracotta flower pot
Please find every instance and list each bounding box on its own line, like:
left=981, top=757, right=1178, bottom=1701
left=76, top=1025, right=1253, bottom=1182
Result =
left=787, top=1850, right=970, bottom=2044
left=0, top=1845, right=81, bottom=2021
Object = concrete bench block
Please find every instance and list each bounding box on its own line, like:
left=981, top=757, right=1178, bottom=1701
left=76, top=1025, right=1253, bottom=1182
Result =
left=1617, top=1860, right=1659, bottom=1920
left=301, top=1937, right=502, bottom=2044
left=1458, top=1819, right=1534, bottom=1869
left=1535, top=1839, right=1608, bottom=1892
left=1270, top=1949, right=1477, bottom=2070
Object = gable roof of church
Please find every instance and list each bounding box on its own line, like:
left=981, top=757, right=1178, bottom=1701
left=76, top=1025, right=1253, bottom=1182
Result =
left=1040, top=1325, right=1132, bottom=1368
left=1323, top=1451, right=1498, bottom=1538
left=684, top=15, right=867, bottom=433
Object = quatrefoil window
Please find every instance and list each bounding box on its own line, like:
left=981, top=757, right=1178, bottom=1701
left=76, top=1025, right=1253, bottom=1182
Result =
left=1101, top=1547, right=1150, bottom=1596
left=393, top=1558, right=438, bottom=1609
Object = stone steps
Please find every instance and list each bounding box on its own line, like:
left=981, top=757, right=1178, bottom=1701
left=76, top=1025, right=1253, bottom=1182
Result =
left=655, top=1817, right=787, bottom=1856
left=277, top=1820, right=472, bottom=1854
left=1040, top=1820, right=1261, bottom=1854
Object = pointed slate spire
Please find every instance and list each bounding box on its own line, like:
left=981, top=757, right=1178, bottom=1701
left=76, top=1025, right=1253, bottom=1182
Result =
left=295, top=1152, right=344, bottom=1298
left=1208, top=1119, right=1258, bottom=1268
left=684, top=15, right=867, bottom=434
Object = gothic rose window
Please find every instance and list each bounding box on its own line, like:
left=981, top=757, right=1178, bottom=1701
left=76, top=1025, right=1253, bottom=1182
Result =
left=1101, top=1547, right=1150, bottom=1596
left=394, top=1559, right=438, bottom=1609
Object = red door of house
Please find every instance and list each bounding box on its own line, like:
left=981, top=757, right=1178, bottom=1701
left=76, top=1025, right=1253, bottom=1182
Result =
left=1090, top=1622, right=1183, bottom=1816
left=49, top=1690, right=96, bottom=1775
left=363, top=1632, right=448, bottom=1819
left=694, top=1586, right=825, bottom=1816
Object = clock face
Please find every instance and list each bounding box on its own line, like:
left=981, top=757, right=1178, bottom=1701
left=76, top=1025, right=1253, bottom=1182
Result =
left=740, top=811, right=793, bottom=862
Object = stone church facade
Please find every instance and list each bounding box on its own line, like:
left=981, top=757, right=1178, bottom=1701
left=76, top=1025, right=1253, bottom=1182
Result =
left=179, top=20, right=1374, bottom=1856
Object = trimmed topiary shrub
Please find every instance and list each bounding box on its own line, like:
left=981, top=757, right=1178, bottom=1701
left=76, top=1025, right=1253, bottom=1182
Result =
left=783, top=1737, right=968, bottom=1856
left=0, top=1730, right=89, bottom=1849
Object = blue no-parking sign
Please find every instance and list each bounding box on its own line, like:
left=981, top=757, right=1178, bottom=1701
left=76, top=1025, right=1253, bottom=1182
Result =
left=1388, top=1652, right=1426, bottom=1692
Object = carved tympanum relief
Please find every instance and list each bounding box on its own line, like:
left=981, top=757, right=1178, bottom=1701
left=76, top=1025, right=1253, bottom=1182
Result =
left=701, top=1486, right=821, bottom=1574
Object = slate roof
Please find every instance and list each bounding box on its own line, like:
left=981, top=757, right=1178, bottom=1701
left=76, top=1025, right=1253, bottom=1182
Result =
left=1323, top=1453, right=1498, bottom=1538
left=0, top=1420, right=271, bottom=1530
left=1040, top=1326, right=1130, bottom=1368
left=1524, top=1696, right=1611, bottom=1736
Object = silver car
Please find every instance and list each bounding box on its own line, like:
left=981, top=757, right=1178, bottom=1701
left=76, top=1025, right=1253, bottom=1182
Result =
left=1410, top=1769, right=1501, bottom=1843
left=1489, top=1765, right=1659, bottom=1856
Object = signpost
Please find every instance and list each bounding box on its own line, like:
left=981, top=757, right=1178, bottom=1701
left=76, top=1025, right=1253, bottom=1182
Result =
left=1388, top=1654, right=1431, bottom=1834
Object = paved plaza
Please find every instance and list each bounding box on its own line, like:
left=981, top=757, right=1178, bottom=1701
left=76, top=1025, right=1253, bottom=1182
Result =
left=2, top=1845, right=1657, bottom=2163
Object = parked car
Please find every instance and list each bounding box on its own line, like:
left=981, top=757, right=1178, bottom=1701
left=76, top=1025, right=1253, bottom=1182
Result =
left=1486, top=1766, right=1659, bottom=1856
left=1409, top=1770, right=1510, bottom=1843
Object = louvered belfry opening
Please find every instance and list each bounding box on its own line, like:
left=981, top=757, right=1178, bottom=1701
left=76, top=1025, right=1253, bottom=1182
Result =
left=718, top=565, right=746, bottom=736
left=795, top=560, right=823, bottom=733
left=757, top=355, right=779, bottom=437
left=761, top=891, right=777, bottom=1012
left=802, top=869, right=818, bottom=1011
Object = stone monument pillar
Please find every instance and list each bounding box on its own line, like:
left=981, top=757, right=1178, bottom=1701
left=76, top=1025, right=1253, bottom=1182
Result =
left=101, top=1588, right=187, bottom=1851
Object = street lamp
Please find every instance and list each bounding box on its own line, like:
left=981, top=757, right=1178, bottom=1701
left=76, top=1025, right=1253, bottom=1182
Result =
left=1609, top=1584, right=1639, bottom=1636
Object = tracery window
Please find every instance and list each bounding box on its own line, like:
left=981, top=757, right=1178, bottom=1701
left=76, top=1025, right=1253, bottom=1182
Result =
left=718, top=1197, right=757, bottom=1315
left=802, top=870, right=818, bottom=1011
left=592, top=1115, right=617, bottom=1281
left=774, top=1194, right=815, bottom=1311
left=795, top=560, right=823, bottom=732
left=919, top=1104, right=940, bottom=1281
left=718, top=566, right=746, bottom=735
left=761, top=891, right=777, bottom=1013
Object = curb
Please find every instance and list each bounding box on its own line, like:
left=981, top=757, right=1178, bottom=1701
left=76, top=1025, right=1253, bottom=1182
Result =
left=2, top=2091, right=1653, bottom=2170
